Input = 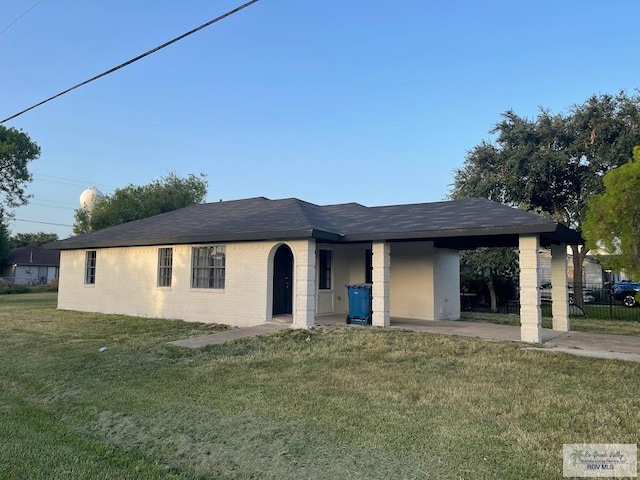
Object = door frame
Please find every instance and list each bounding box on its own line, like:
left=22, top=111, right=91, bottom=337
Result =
left=271, top=243, right=294, bottom=316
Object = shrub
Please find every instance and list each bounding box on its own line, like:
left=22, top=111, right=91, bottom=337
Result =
left=42, top=278, right=59, bottom=292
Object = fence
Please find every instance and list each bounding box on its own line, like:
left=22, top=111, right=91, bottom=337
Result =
left=461, top=283, right=640, bottom=321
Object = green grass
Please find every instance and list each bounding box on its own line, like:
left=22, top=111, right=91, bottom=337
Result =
left=463, top=310, right=640, bottom=337
left=1, top=293, right=639, bottom=479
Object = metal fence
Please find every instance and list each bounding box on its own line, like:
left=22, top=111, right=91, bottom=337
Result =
left=461, top=283, right=640, bottom=320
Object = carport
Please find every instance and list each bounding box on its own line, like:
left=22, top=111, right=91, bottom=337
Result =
left=314, top=199, right=583, bottom=343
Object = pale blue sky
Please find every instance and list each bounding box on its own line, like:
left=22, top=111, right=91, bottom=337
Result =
left=2, top=0, right=639, bottom=238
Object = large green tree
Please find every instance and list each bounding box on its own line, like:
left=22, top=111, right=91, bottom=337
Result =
left=0, top=125, right=41, bottom=262
left=73, top=173, right=208, bottom=234
left=584, top=146, right=640, bottom=279
left=451, top=91, right=640, bottom=305
left=459, top=248, right=518, bottom=312
left=8, top=232, right=59, bottom=249
left=0, top=125, right=41, bottom=207
left=0, top=208, right=10, bottom=263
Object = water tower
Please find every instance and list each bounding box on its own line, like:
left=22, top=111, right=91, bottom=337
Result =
left=79, top=186, right=104, bottom=213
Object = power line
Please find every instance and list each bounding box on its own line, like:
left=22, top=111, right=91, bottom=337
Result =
left=32, top=197, right=79, bottom=207
left=0, top=0, right=44, bottom=36
left=0, top=0, right=261, bottom=124
left=12, top=218, right=73, bottom=227
left=33, top=173, right=116, bottom=190
left=29, top=202, right=75, bottom=211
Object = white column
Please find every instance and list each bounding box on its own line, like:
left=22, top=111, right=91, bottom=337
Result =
left=519, top=235, right=542, bottom=343
left=551, top=243, right=570, bottom=332
left=293, top=239, right=316, bottom=328
left=372, top=241, right=390, bottom=327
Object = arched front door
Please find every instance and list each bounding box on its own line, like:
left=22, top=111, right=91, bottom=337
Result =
left=272, top=244, right=293, bottom=315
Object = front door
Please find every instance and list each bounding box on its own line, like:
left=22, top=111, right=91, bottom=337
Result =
left=273, top=245, right=293, bottom=315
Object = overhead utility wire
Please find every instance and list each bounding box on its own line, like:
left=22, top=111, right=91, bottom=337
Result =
left=29, top=202, right=75, bottom=211
left=0, top=0, right=260, bottom=124
left=12, top=218, right=73, bottom=227
left=0, top=0, right=44, bottom=36
left=34, top=173, right=117, bottom=189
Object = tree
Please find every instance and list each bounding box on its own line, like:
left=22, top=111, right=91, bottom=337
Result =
left=0, top=125, right=41, bottom=208
left=73, top=173, right=208, bottom=234
left=460, top=248, right=518, bottom=312
left=583, top=146, right=640, bottom=279
left=0, top=208, right=10, bottom=263
left=451, top=91, right=640, bottom=306
left=8, top=232, right=59, bottom=249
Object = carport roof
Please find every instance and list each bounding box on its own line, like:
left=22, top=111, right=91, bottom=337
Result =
left=48, top=197, right=583, bottom=250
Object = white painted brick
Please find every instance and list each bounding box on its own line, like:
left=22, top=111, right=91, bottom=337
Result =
left=519, top=235, right=542, bottom=342
left=372, top=241, right=390, bottom=327
left=59, top=242, right=285, bottom=327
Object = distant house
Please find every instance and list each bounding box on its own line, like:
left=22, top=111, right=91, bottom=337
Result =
left=47, top=197, right=582, bottom=343
left=1, top=246, right=60, bottom=285
left=539, top=249, right=605, bottom=287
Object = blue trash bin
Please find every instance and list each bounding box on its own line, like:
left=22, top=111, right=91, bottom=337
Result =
left=346, top=284, right=372, bottom=325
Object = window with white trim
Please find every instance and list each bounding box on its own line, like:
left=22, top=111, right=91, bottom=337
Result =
left=157, top=248, right=173, bottom=287
left=85, top=250, right=96, bottom=284
left=191, top=246, right=225, bottom=289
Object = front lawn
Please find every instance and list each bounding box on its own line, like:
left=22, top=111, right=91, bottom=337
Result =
left=1, top=293, right=639, bottom=479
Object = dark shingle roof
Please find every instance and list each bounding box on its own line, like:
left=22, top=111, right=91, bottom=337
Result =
left=48, top=197, right=583, bottom=250
left=4, top=246, right=60, bottom=266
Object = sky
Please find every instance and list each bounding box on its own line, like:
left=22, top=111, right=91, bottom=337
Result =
left=2, top=0, right=639, bottom=239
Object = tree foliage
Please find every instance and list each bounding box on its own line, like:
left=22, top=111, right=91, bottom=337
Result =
left=460, top=248, right=518, bottom=312
left=451, top=91, right=640, bottom=305
left=73, top=173, right=208, bottom=234
left=452, top=92, right=640, bottom=226
left=0, top=125, right=41, bottom=208
left=8, top=232, right=59, bottom=249
left=584, top=146, right=640, bottom=278
left=0, top=209, right=10, bottom=264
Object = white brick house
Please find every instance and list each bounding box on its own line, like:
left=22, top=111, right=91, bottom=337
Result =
left=48, top=197, right=582, bottom=342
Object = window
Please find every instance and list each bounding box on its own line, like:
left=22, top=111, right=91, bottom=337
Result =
left=319, top=249, right=332, bottom=289
left=85, top=250, right=96, bottom=284
left=191, top=246, right=225, bottom=289
left=365, top=248, right=372, bottom=284
left=157, top=248, right=173, bottom=287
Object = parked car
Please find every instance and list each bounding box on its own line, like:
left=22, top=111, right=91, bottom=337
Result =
left=610, top=281, right=640, bottom=307
left=540, top=283, right=595, bottom=304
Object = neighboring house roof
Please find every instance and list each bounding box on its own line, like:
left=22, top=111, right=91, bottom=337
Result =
left=47, top=197, right=583, bottom=250
left=4, top=245, right=61, bottom=266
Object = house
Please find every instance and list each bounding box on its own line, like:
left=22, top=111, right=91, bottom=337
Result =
left=1, top=245, right=60, bottom=285
left=538, top=248, right=606, bottom=287
left=47, top=197, right=582, bottom=343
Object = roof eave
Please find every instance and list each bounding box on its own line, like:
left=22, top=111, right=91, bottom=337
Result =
left=48, top=228, right=342, bottom=250
left=342, top=223, right=561, bottom=243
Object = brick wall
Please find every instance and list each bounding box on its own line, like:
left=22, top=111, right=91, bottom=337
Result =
left=389, top=241, right=461, bottom=320
left=57, top=239, right=462, bottom=326
left=58, top=240, right=312, bottom=327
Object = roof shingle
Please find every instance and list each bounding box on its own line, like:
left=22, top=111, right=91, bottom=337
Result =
left=48, top=197, right=583, bottom=250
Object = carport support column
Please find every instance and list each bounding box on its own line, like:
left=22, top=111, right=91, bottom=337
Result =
left=293, top=239, right=316, bottom=328
left=372, top=241, right=390, bottom=327
left=551, top=243, right=570, bottom=332
left=519, top=235, right=542, bottom=343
